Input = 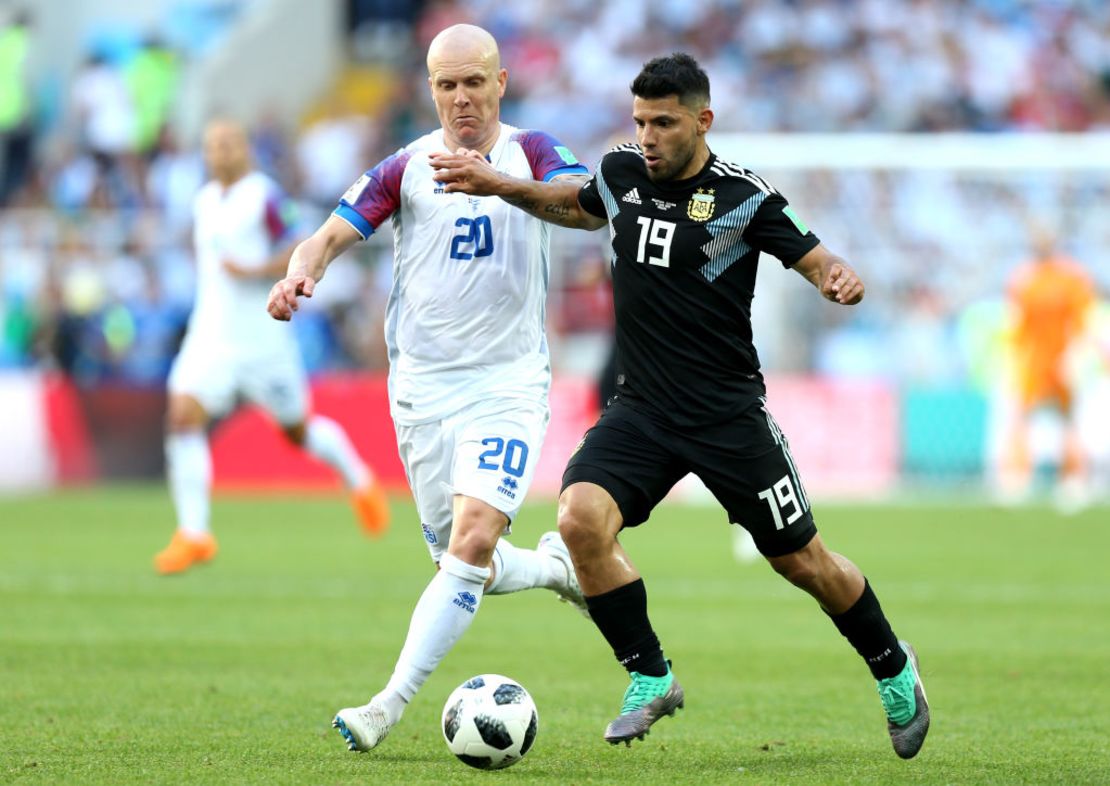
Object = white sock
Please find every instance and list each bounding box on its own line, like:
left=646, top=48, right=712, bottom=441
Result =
left=376, top=553, right=489, bottom=722
left=165, top=431, right=211, bottom=536
left=304, top=415, right=369, bottom=489
left=486, top=538, right=562, bottom=595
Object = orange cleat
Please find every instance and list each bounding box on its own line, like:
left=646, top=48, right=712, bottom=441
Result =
left=154, top=530, right=218, bottom=575
left=351, top=481, right=390, bottom=537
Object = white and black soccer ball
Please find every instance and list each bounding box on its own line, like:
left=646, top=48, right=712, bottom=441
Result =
left=441, top=674, right=538, bottom=770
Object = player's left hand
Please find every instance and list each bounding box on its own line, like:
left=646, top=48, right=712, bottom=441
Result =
left=222, top=258, right=253, bottom=279
left=429, top=149, right=505, bottom=196
left=821, top=262, right=865, bottom=305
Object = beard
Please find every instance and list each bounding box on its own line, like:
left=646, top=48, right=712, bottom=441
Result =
left=644, top=139, right=697, bottom=182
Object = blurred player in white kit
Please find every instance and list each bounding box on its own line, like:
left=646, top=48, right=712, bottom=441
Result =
left=154, top=119, right=389, bottom=575
left=266, top=24, right=589, bottom=752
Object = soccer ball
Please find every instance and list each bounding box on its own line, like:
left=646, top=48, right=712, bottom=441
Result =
left=441, top=674, right=538, bottom=770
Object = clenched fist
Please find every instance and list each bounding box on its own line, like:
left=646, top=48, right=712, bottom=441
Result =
left=821, top=262, right=864, bottom=305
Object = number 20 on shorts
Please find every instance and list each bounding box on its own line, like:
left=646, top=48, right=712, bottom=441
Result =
left=477, top=437, right=529, bottom=477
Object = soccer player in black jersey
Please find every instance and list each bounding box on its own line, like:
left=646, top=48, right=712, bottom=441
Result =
left=430, top=53, right=930, bottom=759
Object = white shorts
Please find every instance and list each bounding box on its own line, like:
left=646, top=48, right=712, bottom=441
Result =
left=167, top=334, right=309, bottom=426
left=395, top=396, right=549, bottom=562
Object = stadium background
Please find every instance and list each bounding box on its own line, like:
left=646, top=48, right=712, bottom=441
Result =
left=3, top=3, right=1110, bottom=784
left=1, top=0, right=1108, bottom=501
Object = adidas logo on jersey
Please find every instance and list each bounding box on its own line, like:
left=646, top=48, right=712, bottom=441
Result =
left=621, top=188, right=642, bottom=204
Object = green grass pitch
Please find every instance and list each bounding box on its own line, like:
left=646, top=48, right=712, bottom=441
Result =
left=2, top=487, right=1108, bottom=784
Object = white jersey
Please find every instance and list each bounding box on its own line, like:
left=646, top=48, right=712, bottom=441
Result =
left=333, top=122, right=587, bottom=425
left=188, top=170, right=298, bottom=356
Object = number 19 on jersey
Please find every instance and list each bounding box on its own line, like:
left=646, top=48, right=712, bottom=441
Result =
left=635, top=217, right=675, bottom=267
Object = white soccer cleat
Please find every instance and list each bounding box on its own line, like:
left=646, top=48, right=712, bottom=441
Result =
left=332, top=702, right=394, bottom=752
left=537, top=531, right=590, bottom=618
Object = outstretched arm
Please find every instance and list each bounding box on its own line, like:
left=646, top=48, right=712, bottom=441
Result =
left=792, top=243, right=865, bottom=305
left=266, top=215, right=362, bottom=321
left=429, top=150, right=606, bottom=231
left=222, top=239, right=300, bottom=281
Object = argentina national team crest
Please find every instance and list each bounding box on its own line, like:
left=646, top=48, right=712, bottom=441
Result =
left=687, top=188, right=715, bottom=221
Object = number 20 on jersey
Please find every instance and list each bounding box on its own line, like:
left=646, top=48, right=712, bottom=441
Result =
left=450, top=215, right=494, bottom=260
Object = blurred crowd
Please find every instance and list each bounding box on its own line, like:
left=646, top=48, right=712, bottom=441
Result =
left=429, top=0, right=1110, bottom=163
left=1, top=0, right=1109, bottom=399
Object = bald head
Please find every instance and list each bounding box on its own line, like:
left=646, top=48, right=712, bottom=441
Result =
left=203, top=118, right=251, bottom=185
left=426, top=24, right=507, bottom=154
left=427, top=24, right=500, bottom=74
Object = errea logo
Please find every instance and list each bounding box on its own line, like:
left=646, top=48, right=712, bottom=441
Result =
left=453, top=591, right=477, bottom=613
left=497, top=476, right=519, bottom=499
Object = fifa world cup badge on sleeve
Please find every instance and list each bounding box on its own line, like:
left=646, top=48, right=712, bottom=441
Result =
left=342, top=174, right=371, bottom=204
left=554, top=145, right=579, bottom=166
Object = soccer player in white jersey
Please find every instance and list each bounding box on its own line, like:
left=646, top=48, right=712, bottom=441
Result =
left=155, top=119, right=389, bottom=575
left=267, top=24, right=590, bottom=753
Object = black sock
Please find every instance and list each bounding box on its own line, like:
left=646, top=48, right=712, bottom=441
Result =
left=584, top=578, right=668, bottom=677
left=828, top=579, right=907, bottom=680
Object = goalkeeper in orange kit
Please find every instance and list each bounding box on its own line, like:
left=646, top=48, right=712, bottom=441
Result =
left=1005, top=230, right=1094, bottom=503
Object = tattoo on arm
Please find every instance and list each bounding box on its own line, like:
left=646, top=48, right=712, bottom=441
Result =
left=503, top=194, right=579, bottom=226
left=504, top=196, right=538, bottom=212
left=500, top=174, right=597, bottom=228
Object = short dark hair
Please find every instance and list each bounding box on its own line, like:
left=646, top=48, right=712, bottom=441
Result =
left=630, top=53, right=710, bottom=108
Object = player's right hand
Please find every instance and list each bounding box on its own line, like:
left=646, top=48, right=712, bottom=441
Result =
left=267, top=275, right=315, bottom=321
left=429, top=149, right=505, bottom=196
left=820, top=262, right=864, bottom=305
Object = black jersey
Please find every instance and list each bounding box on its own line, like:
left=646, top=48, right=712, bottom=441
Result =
left=578, top=145, right=820, bottom=427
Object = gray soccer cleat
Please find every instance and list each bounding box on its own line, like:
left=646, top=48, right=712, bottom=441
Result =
left=877, top=641, right=930, bottom=759
left=603, top=667, right=684, bottom=745
left=333, top=702, right=394, bottom=752
left=537, top=531, right=589, bottom=617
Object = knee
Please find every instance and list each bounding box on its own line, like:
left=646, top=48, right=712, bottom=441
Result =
left=768, top=551, right=820, bottom=590
left=166, top=395, right=207, bottom=435
left=282, top=422, right=306, bottom=446
left=557, top=494, right=610, bottom=557
left=165, top=408, right=191, bottom=435
left=450, top=512, right=502, bottom=567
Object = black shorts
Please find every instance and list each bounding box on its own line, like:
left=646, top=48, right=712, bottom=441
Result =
left=562, top=396, right=817, bottom=558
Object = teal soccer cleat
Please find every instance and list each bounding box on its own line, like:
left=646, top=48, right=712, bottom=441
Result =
left=877, top=641, right=930, bottom=759
left=603, top=664, right=684, bottom=745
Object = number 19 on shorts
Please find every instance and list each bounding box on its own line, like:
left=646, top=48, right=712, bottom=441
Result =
left=757, top=474, right=806, bottom=530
